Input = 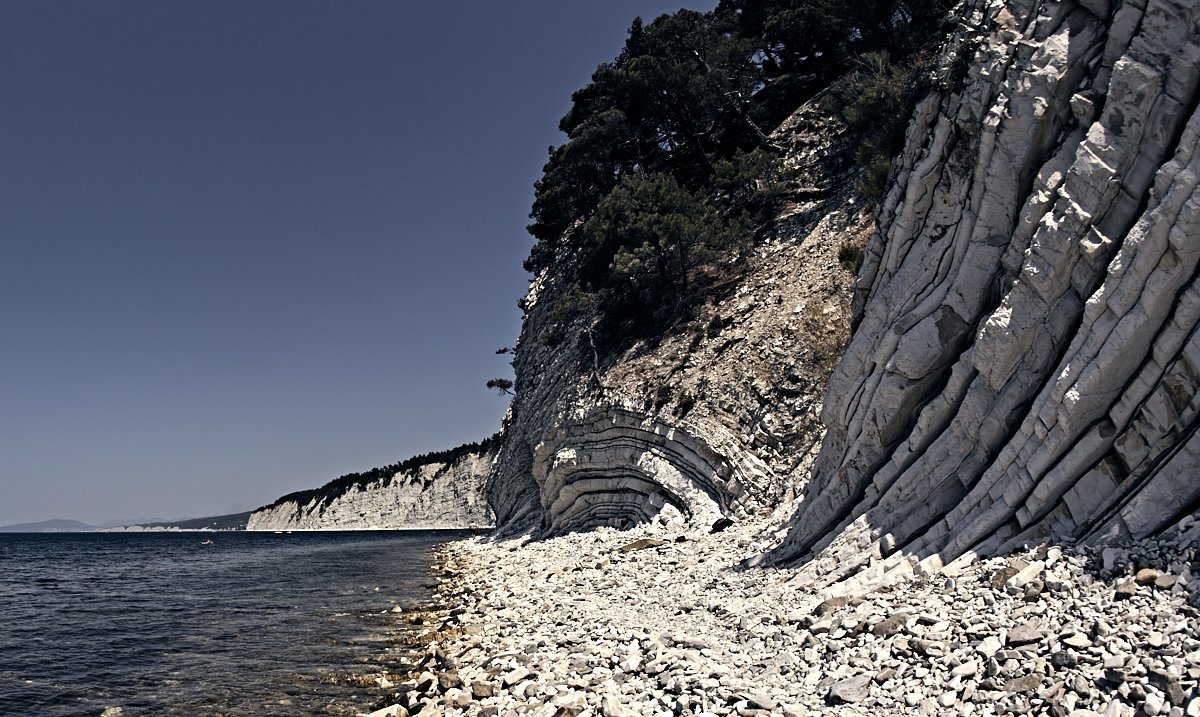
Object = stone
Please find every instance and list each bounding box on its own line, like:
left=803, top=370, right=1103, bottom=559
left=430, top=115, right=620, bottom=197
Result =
left=1009, top=560, right=1046, bottom=588
left=827, top=674, right=872, bottom=704
left=1136, top=569, right=1161, bottom=585
left=872, top=613, right=908, bottom=637
left=502, top=667, right=531, bottom=688
left=437, top=672, right=463, bottom=691
left=365, top=706, right=409, bottom=717
left=1148, top=670, right=1186, bottom=706
left=1155, top=574, right=1179, bottom=590
left=1105, top=669, right=1130, bottom=684
left=1102, top=549, right=1129, bottom=573
left=614, top=538, right=666, bottom=553
left=1063, top=633, right=1091, bottom=649
left=911, top=638, right=945, bottom=657
left=1005, top=675, right=1043, bottom=693
left=745, top=691, right=778, bottom=710
left=814, top=596, right=851, bottom=617
left=711, top=517, right=735, bottom=533
left=1007, top=624, right=1044, bottom=647
left=471, top=681, right=494, bottom=699
left=414, top=672, right=436, bottom=694
left=979, top=636, right=1004, bottom=658
left=992, top=565, right=1022, bottom=590
left=1114, top=581, right=1137, bottom=601
left=601, top=695, right=628, bottom=716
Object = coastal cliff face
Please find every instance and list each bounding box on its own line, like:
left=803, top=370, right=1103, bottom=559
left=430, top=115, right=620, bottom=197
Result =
left=247, top=448, right=494, bottom=531
left=494, top=0, right=1200, bottom=580
left=775, top=0, right=1200, bottom=592
left=489, top=105, right=865, bottom=536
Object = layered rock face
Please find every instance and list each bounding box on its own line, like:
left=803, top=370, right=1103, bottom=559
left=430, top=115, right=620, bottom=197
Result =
left=490, top=106, right=865, bottom=536
left=247, top=449, right=494, bottom=531
left=776, top=0, right=1200, bottom=592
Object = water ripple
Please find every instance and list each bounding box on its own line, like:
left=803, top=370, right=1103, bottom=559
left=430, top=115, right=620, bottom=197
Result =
left=0, top=531, right=465, bottom=716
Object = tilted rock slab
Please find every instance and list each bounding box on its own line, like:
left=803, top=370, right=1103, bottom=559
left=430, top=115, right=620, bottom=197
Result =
left=774, top=0, right=1200, bottom=594
left=246, top=449, right=495, bottom=531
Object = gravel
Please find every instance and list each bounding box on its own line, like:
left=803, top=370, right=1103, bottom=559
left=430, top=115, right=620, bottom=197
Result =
left=360, top=513, right=1200, bottom=717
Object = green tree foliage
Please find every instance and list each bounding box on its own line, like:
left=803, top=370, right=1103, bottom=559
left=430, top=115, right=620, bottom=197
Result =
left=720, top=0, right=951, bottom=78
left=526, top=0, right=953, bottom=349
left=486, top=377, right=514, bottom=395
left=587, top=173, right=746, bottom=323
left=830, top=49, right=937, bottom=199
left=720, top=0, right=850, bottom=77
left=527, top=9, right=763, bottom=259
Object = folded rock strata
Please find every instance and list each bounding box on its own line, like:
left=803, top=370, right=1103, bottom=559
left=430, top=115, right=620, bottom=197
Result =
left=490, top=104, right=862, bottom=537
left=534, top=409, right=757, bottom=535
left=774, top=0, right=1200, bottom=593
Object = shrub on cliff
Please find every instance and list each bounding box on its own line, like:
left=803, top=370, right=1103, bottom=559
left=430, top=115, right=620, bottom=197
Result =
left=830, top=50, right=936, bottom=200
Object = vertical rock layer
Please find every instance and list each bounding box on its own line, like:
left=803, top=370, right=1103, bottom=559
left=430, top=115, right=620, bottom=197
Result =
left=776, top=0, right=1200, bottom=592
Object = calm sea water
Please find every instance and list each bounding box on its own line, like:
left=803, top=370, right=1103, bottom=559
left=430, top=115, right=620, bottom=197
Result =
left=0, top=530, right=467, bottom=717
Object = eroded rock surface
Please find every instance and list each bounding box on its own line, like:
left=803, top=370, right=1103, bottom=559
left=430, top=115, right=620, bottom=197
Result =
left=776, top=0, right=1200, bottom=592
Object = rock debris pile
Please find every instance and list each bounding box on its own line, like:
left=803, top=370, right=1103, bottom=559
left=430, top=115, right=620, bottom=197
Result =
left=361, top=516, right=1200, bottom=717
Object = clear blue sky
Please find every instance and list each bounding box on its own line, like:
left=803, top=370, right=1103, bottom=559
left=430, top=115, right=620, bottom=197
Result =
left=0, top=0, right=714, bottom=526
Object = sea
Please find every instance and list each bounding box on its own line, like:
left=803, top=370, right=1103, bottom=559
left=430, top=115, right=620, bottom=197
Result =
left=0, top=530, right=469, bottom=717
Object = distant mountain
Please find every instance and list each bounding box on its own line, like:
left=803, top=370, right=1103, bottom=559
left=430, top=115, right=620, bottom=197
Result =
left=137, top=511, right=252, bottom=531
left=97, top=517, right=170, bottom=528
left=1, top=512, right=253, bottom=533
left=0, top=518, right=98, bottom=533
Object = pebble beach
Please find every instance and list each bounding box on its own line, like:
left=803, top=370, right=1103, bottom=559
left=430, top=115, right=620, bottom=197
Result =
left=363, top=514, right=1200, bottom=717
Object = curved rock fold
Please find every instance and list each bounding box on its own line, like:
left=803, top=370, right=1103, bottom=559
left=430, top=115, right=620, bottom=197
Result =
left=533, top=409, right=764, bottom=535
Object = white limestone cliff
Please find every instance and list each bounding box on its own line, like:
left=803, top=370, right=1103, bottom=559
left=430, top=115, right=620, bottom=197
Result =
left=247, top=448, right=494, bottom=531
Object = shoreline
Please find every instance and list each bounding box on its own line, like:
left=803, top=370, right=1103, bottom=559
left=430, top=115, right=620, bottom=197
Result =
left=364, top=515, right=1200, bottom=717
